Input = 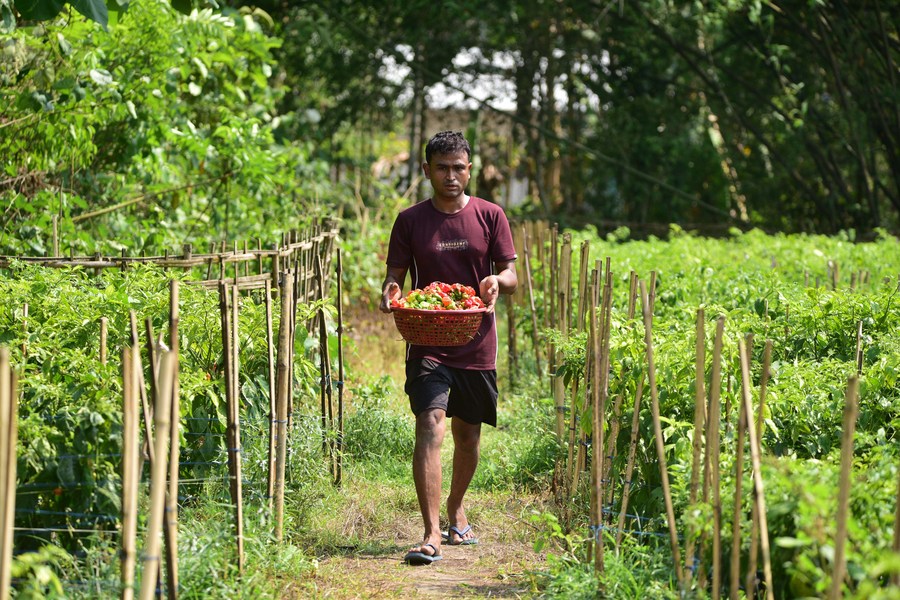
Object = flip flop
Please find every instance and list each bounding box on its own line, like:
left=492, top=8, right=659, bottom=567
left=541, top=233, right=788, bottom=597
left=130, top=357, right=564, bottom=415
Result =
left=445, top=524, right=478, bottom=546
left=403, top=543, right=443, bottom=565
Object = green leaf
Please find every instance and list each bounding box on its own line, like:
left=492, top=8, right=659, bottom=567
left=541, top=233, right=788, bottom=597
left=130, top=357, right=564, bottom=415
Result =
left=71, top=0, right=108, bottom=28
left=89, top=68, right=114, bottom=86
left=1, top=1, right=15, bottom=33
left=15, top=0, right=107, bottom=29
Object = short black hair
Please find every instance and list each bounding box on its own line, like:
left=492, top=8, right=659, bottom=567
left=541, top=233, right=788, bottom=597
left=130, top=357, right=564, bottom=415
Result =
left=425, top=131, right=471, bottom=163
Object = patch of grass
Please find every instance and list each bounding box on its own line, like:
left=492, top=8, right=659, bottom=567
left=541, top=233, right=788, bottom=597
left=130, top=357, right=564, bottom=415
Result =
left=342, top=378, right=414, bottom=463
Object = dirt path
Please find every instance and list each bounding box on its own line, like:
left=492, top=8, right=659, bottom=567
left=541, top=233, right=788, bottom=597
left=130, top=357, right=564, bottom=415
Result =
left=295, top=501, right=547, bottom=599
left=295, top=306, right=548, bottom=598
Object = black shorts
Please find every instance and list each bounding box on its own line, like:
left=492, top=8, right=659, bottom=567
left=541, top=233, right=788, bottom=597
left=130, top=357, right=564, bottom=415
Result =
left=405, top=358, right=498, bottom=427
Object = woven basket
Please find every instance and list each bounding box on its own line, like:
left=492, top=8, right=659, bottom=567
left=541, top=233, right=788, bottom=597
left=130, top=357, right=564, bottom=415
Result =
left=392, top=307, right=486, bottom=347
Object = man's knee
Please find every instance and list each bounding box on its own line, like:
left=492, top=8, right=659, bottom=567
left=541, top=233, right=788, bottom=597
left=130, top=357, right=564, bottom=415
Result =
left=416, top=408, right=446, bottom=444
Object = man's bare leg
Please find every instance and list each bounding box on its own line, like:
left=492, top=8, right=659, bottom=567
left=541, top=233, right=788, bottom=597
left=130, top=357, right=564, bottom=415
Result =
left=447, top=417, right=481, bottom=544
left=410, top=408, right=446, bottom=557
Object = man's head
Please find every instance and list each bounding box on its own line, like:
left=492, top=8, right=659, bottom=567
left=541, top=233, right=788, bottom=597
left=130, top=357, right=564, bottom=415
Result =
left=425, top=131, right=471, bottom=164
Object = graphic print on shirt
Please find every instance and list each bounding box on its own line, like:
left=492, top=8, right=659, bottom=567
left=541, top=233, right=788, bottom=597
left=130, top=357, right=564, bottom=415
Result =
left=436, top=239, right=469, bottom=252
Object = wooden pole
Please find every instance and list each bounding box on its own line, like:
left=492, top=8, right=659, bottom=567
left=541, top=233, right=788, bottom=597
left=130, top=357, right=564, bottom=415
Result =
left=740, top=339, right=775, bottom=600
left=130, top=312, right=155, bottom=465
left=21, top=303, right=28, bottom=360
left=144, top=318, right=159, bottom=383
left=576, top=240, right=590, bottom=332
left=855, top=320, right=864, bottom=375
left=892, top=468, right=900, bottom=587
left=274, top=271, right=293, bottom=541
left=521, top=225, right=542, bottom=375
left=0, top=348, right=18, bottom=600
left=593, top=262, right=613, bottom=575
left=704, top=316, right=726, bottom=597
left=164, top=281, right=180, bottom=598
left=265, top=280, right=277, bottom=511
left=731, top=335, right=752, bottom=599
left=684, top=308, right=706, bottom=583
left=315, top=256, right=335, bottom=476
left=639, top=280, right=684, bottom=585
left=139, top=351, right=174, bottom=600
left=627, top=271, right=638, bottom=319
left=100, top=316, right=109, bottom=365
left=560, top=234, right=573, bottom=333
left=615, top=375, right=644, bottom=550
left=230, top=284, right=245, bottom=572
left=121, top=347, right=140, bottom=600
left=51, top=214, right=59, bottom=257
left=335, top=250, right=346, bottom=487
left=746, top=339, right=773, bottom=596
left=828, top=375, right=859, bottom=600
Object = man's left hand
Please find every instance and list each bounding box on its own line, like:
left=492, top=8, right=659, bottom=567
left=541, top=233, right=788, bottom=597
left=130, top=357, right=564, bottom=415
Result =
left=479, top=275, right=500, bottom=313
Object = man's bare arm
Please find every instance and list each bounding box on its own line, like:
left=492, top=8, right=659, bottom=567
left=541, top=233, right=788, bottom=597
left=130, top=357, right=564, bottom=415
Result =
left=380, top=266, right=408, bottom=313
left=479, top=260, right=518, bottom=313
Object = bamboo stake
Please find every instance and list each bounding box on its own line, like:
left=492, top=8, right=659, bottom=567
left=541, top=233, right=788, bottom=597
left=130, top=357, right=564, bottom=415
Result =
left=616, top=358, right=646, bottom=546
left=549, top=228, right=564, bottom=441
left=21, top=303, right=28, bottom=360
left=316, top=256, right=336, bottom=477
left=593, top=262, right=613, bottom=574
left=731, top=335, right=753, bottom=600
left=129, top=312, right=155, bottom=466
left=335, top=250, right=345, bottom=487
left=521, top=225, right=542, bottom=376
left=602, top=382, right=624, bottom=513
left=230, top=284, right=245, bottom=572
left=100, top=316, right=109, bottom=365
left=164, top=281, right=180, bottom=598
left=507, top=291, right=518, bottom=380
left=0, top=349, right=17, bottom=600
left=560, top=234, right=572, bottom=332
left=51, top=214, right=59, bottom=257
left=576, top=241, right=590, bottom=332
left=139, top=351, right=174, bottom=600
left=746, top=339, right=773, bottom=596
left=144, top=318, right=159, bottom=383
left=121, top=347, right=140, bottom=600
left=684, top=308, right=706, bottom=583
left=829, top=375, right=859, bottom=600
left=627, top=271, right=638, bottom=319
left=892, top=468, right=900, bottom=587
left=703, top=316, right=726, bottom=597
left=274, top=271, right=293, bottom=541
left=287, top=256, right=299, bottom=434
left=588, top=271, right=602, bottom=573
left=740, top=339, right=775, bottom=600
left=565, top=375, right=583, bottom=525
left=855, top=320, right=864, bottom=375
left=265, top=280, right=277, bottom=511
left=639, top=280, right=684, bottom=585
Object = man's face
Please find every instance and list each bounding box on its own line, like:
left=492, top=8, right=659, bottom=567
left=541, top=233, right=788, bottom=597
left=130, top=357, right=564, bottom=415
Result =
left=423, top=151, right=471, bottom=200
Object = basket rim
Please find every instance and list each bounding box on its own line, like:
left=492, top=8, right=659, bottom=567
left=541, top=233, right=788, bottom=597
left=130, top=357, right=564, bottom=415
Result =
left=391, top=306, right=487, bottom=316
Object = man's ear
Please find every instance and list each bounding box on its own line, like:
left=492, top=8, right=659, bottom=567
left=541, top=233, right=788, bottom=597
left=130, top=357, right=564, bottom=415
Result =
left=422, top=162, right=431, bottom=177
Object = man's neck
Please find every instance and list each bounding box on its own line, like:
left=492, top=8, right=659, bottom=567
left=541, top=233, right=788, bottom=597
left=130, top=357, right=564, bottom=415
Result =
left=431, top=194, right=469, bottom=214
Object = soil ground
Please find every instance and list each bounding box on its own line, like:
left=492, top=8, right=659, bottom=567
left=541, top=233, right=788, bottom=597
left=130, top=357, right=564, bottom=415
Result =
left=299, top=502, right=547, bottom=599
left=289, top=304, right=549, bottom=599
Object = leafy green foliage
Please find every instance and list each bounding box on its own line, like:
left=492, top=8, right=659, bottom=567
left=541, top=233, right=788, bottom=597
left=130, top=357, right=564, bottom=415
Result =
left=531, top=226, right=900, bottom=596
left=0, top=263, right=329, bottom=553
left=1, top=0, right=334, bottom=256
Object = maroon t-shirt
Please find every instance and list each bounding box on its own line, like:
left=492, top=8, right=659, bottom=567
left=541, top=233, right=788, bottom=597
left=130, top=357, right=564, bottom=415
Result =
left=386, top=196, right=518, bottom=370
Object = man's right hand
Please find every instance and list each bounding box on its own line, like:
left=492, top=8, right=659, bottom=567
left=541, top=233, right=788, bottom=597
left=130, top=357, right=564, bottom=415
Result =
left=380, top=281, right=401, bottom=313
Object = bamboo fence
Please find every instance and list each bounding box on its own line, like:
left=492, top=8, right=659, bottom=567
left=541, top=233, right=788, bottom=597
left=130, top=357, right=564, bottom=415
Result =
left=503, top=221, right=896, bottom=597
left=0, top=223, right=344, bottom=597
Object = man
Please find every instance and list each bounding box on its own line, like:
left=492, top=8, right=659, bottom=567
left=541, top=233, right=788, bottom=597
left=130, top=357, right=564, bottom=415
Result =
left=380, top=130, right=518, bottom=565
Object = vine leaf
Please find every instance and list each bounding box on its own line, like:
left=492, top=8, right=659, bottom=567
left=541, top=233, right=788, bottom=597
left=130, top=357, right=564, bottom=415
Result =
left=15, top=0, right=109, bottom=29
